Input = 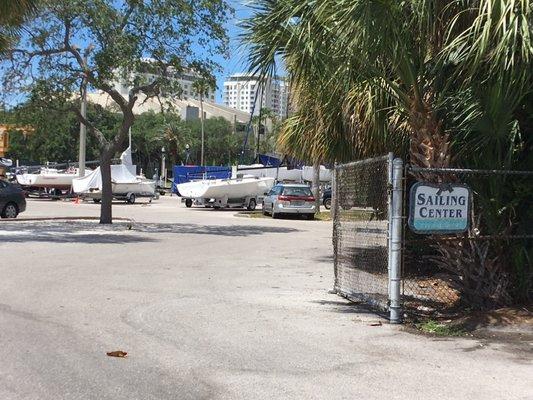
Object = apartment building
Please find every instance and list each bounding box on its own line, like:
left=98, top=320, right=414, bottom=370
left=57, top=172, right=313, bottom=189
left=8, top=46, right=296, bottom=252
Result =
left=223, top=73, right=290, bottom=119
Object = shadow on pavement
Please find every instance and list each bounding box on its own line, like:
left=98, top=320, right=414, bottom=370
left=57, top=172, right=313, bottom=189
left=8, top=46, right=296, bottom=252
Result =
left=311, top=299, right=383, bottom=315
left=0, top=221, right=300, bottom=243
left=131, top=222, right=299, bottom=236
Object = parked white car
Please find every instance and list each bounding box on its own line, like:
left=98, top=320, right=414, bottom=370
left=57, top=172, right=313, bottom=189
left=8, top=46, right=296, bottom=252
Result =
left=262, top=183, right=316, bottom=219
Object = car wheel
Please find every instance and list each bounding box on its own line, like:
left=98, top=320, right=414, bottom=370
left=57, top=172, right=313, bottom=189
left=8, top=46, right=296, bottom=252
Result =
left=185, top=199, right=193, bottom=208
left=272, top=210, right=280, bottom=219
left=1, top=202, right=18, bottom=219
left=324, top=198, right=332, bottom=210
left=247, top=198, right=257, bottom=211
left=127, top=193, right=136, bottom=204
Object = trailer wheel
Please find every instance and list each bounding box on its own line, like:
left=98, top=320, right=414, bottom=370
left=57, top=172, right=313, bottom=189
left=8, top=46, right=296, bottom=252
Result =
left=247, top=198, right=257, bottom=211
left=185, top=199, right=193, bottom=208
left=93, top=198, right=101, bottom=203
left=127, top=193, right=136, bottom=204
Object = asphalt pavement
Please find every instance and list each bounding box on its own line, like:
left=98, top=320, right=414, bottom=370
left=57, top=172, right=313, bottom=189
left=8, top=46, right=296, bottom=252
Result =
left=0, top=196, right=531, bottom=400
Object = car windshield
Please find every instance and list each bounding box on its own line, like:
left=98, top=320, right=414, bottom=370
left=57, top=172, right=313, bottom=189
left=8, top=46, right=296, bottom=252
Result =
left=282, top=186, right=312, bottom=197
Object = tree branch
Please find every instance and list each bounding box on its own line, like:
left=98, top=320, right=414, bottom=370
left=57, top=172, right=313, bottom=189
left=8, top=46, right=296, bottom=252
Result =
left=119, top=3, right=136, bottom=31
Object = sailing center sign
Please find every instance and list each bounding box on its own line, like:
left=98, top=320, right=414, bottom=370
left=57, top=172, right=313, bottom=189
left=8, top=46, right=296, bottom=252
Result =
left=408, top=182, right=471, bottom=234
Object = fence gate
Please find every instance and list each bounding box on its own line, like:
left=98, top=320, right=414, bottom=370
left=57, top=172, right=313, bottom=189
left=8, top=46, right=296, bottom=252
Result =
left=333, top=155, right=399, bottom=315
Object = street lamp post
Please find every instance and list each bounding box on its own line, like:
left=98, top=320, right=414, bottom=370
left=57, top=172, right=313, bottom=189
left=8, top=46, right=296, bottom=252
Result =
left=78, top=45, right=93, bottom=177
left=161, top=146, right=166, bottom=189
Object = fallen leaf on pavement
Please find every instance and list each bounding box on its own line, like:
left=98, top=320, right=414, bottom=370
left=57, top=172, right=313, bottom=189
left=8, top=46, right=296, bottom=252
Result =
left=106, top=351, right=128, bottom=358
left=369, top=322, right=382, bottom=326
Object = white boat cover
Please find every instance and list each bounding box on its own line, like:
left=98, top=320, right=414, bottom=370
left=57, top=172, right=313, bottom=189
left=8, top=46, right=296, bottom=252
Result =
left=72, top=164, right=138, bottom=193
left=235, top=165, right=303, bottom=181
left=0, top=157, right=13, bottom=168
left=302, top=165, right=332, bottom=182
left=73, top=147, right=138, bottom=193
left=119, top=146, right=136, bottom=176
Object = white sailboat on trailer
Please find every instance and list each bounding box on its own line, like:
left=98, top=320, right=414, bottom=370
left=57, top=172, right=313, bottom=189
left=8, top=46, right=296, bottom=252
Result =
left=72, top=147, right=156, bottom=203
left=177, top=175, right=274, bottom=210
left=16, top=167, right=90, bottom=193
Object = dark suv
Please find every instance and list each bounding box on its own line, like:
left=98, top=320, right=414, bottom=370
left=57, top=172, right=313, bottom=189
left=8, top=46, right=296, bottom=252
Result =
left=0, top=180, right=26, bottom=218
left=322, top=188, right=332, bottom=210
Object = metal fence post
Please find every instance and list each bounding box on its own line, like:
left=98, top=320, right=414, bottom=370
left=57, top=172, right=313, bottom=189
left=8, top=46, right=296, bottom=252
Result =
left=387, top=152, right=394, bottom=298
left=332, top=164, right=339, bottom=291
left=389, top=158, right=403, bottom=323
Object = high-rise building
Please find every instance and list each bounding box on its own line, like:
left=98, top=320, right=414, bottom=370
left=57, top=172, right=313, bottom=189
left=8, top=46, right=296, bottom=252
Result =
left=112, top=60, right=216, bottom=103
left=223, top=73, right=290, bottom=119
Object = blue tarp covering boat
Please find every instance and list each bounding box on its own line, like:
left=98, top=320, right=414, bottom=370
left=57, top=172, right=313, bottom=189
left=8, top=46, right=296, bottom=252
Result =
left=172, top=165, right=231, bottom=194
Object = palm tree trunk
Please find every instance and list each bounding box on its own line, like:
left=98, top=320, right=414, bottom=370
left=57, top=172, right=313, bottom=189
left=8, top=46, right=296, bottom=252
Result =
left=409, top=101, right=450, bottom=170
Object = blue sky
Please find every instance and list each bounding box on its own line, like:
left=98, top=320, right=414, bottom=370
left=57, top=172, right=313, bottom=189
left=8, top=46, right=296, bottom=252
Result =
left=213, top=0, right=252, bottom=103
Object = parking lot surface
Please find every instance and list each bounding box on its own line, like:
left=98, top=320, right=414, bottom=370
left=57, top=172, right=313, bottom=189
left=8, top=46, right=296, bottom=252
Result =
left=0, top=197, right=531, bottom=400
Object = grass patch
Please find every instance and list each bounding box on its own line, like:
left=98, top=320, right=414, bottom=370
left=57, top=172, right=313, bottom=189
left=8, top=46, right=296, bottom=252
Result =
left=315, top=211, right=332, bottom=221
left=416, top=320, right=465, bottom=337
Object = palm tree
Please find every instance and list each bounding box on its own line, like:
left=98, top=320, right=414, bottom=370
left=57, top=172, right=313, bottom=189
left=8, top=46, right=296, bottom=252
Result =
left=0, top=0, right=38, bottom=53
left=192, top=77, right=216, bottom=166
left=242, top=0, right=533, bottom=306
left=242, top=0, right=531, bottom=167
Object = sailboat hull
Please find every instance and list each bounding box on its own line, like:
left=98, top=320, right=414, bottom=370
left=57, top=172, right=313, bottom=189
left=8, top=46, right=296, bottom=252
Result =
left=17, top=172, right=78, bottom=190
left=177, top=177, right=274, bottom=200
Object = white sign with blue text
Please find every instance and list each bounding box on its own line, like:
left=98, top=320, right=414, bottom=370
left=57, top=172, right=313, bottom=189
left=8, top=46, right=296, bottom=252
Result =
left=408, top=182, right=471, bottom=234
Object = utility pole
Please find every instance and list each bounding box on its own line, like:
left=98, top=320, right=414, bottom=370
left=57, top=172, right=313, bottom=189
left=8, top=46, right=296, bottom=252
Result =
left=255, top=84, right=264, bottom=161
left=200, top=91, right=205, bottom=166
left=78, top=45, right=93, bottom=177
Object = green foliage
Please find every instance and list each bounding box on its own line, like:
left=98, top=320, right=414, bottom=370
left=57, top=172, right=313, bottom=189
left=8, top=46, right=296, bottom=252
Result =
left=2, top=89, right=120, bottom=163
left=3, top=102, right=242, bottom=172
left=131, top=112, right=241, bottom=174
left=0, top=0, right=38, bottom=53
left=416, top=320, right=465, bottom=337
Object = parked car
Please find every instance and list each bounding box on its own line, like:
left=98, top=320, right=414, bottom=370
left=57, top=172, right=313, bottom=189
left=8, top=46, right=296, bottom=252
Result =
left=262, top=184, right=316, bottom=219
left=322, top=188, right=332, bottom=210
left=0, top=180, right=26, bottom=218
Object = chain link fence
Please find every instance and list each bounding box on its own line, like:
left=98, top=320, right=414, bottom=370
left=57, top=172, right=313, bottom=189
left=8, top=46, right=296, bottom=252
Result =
left=333, top=155, right=391, bottom=311
left=333, top=156, right=532, bottom=320
left=402, top=166, right=533, bottom=317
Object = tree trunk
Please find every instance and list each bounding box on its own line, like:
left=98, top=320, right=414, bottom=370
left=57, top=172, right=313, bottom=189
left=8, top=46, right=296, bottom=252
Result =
left=409, top=101, right=450, bottom=170
left=312, top=160, right=320, bottom=214
left=99, top=149, right=113, bottom=224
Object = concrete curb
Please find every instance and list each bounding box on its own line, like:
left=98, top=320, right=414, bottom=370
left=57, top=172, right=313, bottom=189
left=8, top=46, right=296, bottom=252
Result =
left=0, top=216, right=135, bottom=223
